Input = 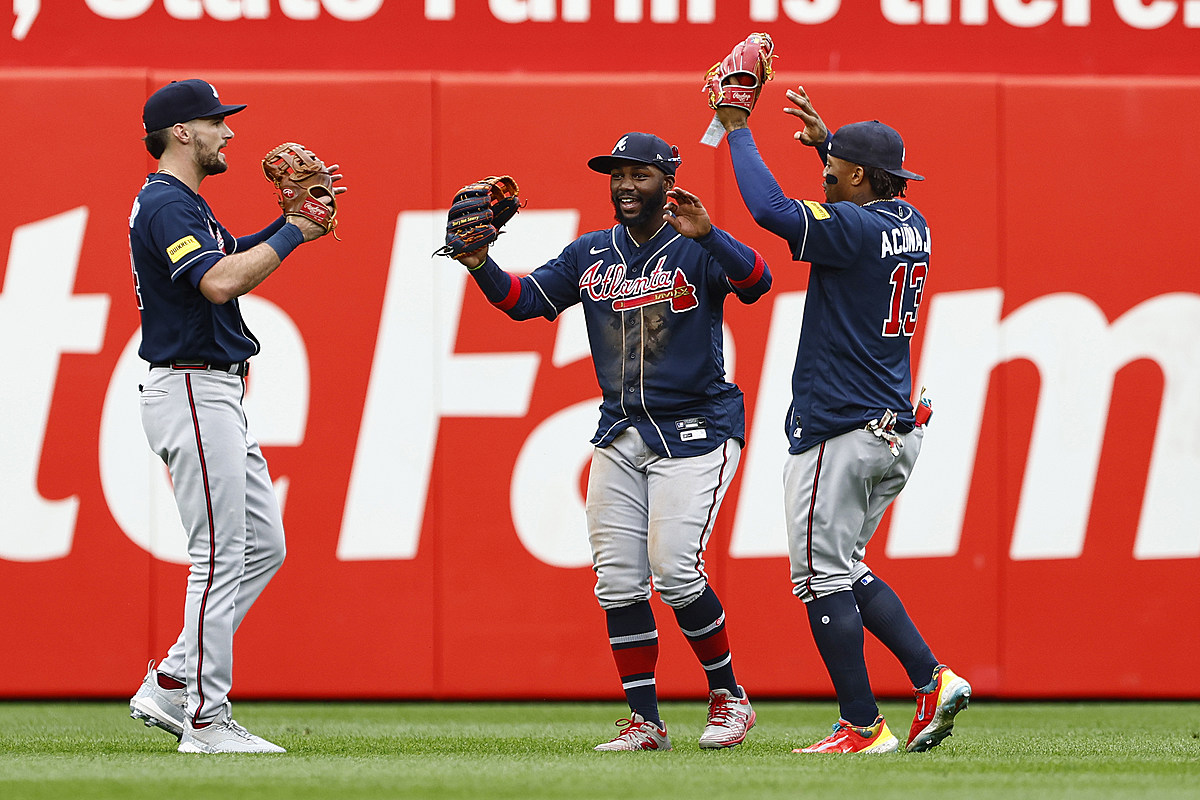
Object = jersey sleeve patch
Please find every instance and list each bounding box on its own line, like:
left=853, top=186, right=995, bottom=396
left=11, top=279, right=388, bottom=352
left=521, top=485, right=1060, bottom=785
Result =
left=802, top=200, right=831, bottom=221
left=166, top=235, right=201, bottom=264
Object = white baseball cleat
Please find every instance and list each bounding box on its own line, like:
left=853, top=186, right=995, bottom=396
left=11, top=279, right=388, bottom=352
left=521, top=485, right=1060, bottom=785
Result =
left=699, top=685, right=756, bottom=749
left=593, top=712, right=672, bottom=751
left=129, top=660, right=186, bottom=740
left=178, top=703, right=285, bottom=754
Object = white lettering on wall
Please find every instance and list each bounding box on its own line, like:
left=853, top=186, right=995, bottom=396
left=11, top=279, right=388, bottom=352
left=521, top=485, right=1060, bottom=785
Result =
left=83, top=0, right=155, bottom=20
left=512, top=397, right=597, bottom=568
left=2, top=210, right=1197, bottom=566
left=1114, top=0, right=1177, bottom=27
left=21, top=0, right=1200, bottom=30
left=336, top=209, right=576, bottom=560
left=12, top=0, right=40, bottom=39
left=750, top=0, right=841, bottom=24
left=882, top=0, right=1093, bottom=25
left=0, top=208, right=109, bottom=561
left=82, top=0, right=381, bottom=20
left=887, top=289, right=999, bottom=558
left=889, top=289, right=1200, bottom=560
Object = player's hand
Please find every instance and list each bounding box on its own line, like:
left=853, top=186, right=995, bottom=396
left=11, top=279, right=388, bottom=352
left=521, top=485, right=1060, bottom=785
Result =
left=716, top=105, right=750, bottom=132
left=288, top=215, right=329, bottom=242
left=664, top=187, right=712, bottom=239
left=454, top=245, right=489, bottom=270
left=324, top=163, right=348, bottom=196
left=784, top=86, right=829, bottom=148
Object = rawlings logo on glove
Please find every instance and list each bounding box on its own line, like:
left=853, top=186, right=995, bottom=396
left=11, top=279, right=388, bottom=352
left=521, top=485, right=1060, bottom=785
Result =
left=704, top=32, right=776, bottom=114
left=262, top=142, right=340, bottom=239
left=434, top=175, right=523, bottom=261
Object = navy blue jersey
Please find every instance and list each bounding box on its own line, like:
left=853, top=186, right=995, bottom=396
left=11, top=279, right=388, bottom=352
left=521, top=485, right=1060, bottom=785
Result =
left=728, top=129, right=929, bottom=453
left=470, top=223, right=771, bottom=457
left=128, top=173, right=282, bottom=363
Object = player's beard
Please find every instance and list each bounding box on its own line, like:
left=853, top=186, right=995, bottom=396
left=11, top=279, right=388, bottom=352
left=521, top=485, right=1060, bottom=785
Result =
left=612, top=184, right=667, bottom=228
left=196, top=141, right=229, bottom=176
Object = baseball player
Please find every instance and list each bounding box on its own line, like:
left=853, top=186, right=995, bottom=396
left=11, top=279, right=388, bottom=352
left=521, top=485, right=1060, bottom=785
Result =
left=450, top=133, right=771, bottom=751
left=712, top=89, right=971, bottom=753
left=126, top=79, right=342, bottom=754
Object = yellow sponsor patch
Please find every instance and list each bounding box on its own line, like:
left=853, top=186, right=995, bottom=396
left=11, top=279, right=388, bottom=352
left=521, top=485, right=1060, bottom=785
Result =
left=166, top=235, right=201, bottom=263
left=802, top=200, right=831, bottom=220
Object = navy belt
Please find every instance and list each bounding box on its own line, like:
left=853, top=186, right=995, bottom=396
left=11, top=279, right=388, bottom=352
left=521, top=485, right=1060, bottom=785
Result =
left=150, top=359, right=250, bottom=377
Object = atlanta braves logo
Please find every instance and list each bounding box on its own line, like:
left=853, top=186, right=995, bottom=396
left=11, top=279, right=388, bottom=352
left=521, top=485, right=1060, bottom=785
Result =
left=579, top=256, right=698, bottom=313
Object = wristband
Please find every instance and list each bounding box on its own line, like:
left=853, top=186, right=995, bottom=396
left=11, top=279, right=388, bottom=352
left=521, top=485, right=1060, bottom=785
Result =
left=265, top=222, right=305, bottom=261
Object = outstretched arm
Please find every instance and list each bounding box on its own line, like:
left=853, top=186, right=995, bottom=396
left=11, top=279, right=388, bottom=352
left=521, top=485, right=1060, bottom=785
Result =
left=459, top=247, right=525, bottom=315
left=457, top=246, right=577, bottom=322
left=726, top=128, right=805, bottom=247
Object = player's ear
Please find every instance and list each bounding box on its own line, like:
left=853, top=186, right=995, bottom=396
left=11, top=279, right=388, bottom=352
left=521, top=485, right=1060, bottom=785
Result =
left=664, top=173, right=676, bottom=190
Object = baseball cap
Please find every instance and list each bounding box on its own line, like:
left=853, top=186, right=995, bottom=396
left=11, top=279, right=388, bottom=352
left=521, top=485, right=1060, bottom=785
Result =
left=826, top=120, right=924, bottom=181
left=587, top=132, right=682, bottom=176
left=142, top=79, right=247, bottom=132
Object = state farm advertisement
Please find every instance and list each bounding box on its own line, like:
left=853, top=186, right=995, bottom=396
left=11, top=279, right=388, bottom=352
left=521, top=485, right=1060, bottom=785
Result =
left=1, top=70, right=1198, bottom=700
left=5, top=1, right=1200, bottom=76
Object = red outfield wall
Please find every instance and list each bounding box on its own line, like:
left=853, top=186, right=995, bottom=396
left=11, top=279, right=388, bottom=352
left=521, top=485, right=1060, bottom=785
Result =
left=5, top=1, right=1200, bottom=76
left=1, top=69, right=1198, bottom=700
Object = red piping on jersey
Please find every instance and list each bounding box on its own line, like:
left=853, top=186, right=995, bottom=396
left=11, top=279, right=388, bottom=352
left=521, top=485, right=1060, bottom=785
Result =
left=493, top=272, right=521, bottom=312
left=185, top=374, right=218, bottom=726
left=728, top=249, right=767, bottom=290
left=694, top=440, right=730, bottom=577
left=802, top=441, right=826, bottom=601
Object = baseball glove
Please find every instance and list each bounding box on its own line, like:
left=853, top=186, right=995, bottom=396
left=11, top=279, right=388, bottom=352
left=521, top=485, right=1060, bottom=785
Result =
left=261, top=142, right=339, bottom=238
left=434, top=175, right=523, bottom=259
left=703, top=32, right=776, bottom=114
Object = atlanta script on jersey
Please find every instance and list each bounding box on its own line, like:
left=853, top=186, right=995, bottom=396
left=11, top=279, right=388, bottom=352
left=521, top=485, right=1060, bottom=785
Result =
left=468, top=223, right=771, bottom=457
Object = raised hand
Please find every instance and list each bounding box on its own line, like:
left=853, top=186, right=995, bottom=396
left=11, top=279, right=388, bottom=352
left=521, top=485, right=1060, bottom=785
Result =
left=664, top=187, right=712, bottom=239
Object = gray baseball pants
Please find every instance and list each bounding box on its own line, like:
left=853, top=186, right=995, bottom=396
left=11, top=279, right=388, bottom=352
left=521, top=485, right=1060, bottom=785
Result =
left=586, top=427, right=742, bottom=610
left=784, top=425, right=924, bottom=601
left=139, top=367, right=286, bottom=724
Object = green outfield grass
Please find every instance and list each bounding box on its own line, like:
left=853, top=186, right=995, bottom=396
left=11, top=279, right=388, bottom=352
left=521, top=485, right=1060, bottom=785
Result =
left=1, top=700, right=1197, bottom=799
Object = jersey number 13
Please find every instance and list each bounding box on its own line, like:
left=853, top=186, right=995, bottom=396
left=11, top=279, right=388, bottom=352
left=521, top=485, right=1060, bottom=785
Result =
left=882, top=261, right=928, bottom=338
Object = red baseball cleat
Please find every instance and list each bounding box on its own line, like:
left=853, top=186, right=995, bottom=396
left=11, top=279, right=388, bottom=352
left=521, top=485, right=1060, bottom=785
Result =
left=794, top=715, right=899, bottom=754
left=907, top=665, right=971, bottom=752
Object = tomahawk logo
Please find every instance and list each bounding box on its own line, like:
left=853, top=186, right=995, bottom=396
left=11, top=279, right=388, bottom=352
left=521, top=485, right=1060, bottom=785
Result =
left=579, top=257, right=697, bottom=313
left=611, top=270, right=697, bottom=312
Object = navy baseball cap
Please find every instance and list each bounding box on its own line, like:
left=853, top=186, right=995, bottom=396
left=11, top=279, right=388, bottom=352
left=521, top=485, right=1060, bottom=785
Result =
left=587, top=132, right=682, bottom=176
left=826, top=120, right=924, bottom=181
left=142, top=79, right=247, bottom=132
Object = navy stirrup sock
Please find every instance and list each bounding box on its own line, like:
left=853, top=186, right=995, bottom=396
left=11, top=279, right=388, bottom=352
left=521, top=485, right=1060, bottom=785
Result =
left=853, top=572, right=938, bottom=689
left=806, top=591, right=878, bottom=726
